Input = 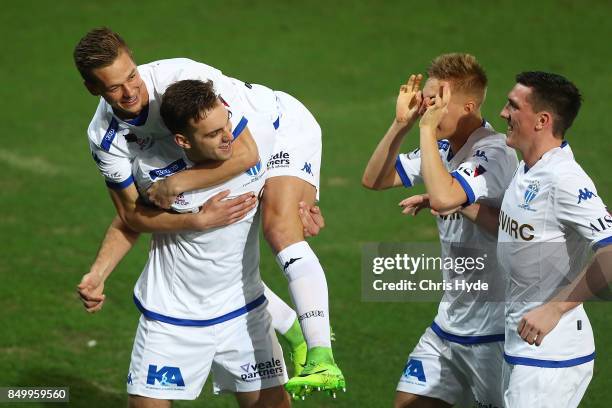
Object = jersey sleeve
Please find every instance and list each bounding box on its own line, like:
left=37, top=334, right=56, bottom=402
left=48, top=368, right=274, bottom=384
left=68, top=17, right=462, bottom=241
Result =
left=395, top=141, right=450, bottom=188
left=450, top=143, right=517, bottom=205
left=89, top=137, right=134, bottom=190
left=554, top=168, right=612, bottom=251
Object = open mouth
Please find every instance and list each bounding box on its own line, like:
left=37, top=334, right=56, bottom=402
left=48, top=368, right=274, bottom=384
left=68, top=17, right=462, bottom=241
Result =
left=123, top=95, right=138, bottom=107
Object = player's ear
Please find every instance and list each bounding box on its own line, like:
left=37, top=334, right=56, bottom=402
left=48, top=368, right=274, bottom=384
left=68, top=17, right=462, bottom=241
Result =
left=464, top=100, right=476, bottom=114
left=174, top=133, right=191, bottom=149
left=535, top=111, right=552, bottom=132
left=84, top=80, right=100, bottom=96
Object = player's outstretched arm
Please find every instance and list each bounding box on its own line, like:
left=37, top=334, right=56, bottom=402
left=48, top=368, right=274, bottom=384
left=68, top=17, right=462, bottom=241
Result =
left=147, top=128, right=259, bottom=209
left=362, top=74, right=423, bottom=190
left=77, top=215, right=139, bottom=313
left=110, top=185, right=257, bottom=233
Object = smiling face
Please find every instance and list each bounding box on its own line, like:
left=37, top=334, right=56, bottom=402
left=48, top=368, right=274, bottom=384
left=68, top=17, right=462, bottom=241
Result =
left=177, top=99, right=234, bottom=162
left=87, top=50, right=148, bottom=119
left=422, top=78, right=474, bottom=140
left=500, top=83, right=538, bottom=150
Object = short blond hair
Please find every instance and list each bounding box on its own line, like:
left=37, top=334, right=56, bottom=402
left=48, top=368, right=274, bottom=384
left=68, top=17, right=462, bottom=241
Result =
left=427, top=53, right=487, bottom=104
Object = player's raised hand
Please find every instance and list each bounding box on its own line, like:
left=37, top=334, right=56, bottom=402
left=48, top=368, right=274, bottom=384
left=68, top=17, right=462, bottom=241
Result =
left=298, top=201, right=326, bottom=237
left=396, top=74, right=424, bottom=125
left=194, top=190, right=258, bottom=230
left=420, top=82, right=451, bottom=130
left=147, top=178, right=178, bottom=209
left=77, top=271, right=106, bottom=313
left=399, top=194, right=430, bottom=216
left=517, top=302, right=564, bottom=346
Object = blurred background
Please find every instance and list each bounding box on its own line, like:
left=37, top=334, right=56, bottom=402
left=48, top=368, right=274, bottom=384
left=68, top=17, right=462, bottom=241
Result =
left=1, top=0, right=610, bottom=406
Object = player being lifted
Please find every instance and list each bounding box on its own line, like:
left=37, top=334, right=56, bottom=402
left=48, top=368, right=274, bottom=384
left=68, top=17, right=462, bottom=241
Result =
left=73, top=28, right=344, bottom=398
left=494, top=72, right=612, bottom=407
left=363, top=53, right=517, bottom=407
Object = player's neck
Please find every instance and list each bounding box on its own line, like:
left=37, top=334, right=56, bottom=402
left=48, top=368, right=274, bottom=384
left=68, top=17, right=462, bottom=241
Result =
left=448, top=114, right=482, bottom=155
left=522, top=133, right=562, bottom=168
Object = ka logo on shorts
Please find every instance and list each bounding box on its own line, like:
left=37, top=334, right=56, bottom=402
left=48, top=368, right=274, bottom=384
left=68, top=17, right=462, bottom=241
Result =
left=403, top=358, right=426, bottom=383
left=146, top=365, right=185, bottom=387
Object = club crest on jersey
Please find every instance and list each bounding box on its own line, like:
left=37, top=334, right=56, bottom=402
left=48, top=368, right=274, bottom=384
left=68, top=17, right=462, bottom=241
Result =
left=473, top=149, right=488, bottom=162
left=519, top=180, right=539, bottom=211
left=125, top=133, right=154, bottom=151
left=577, top=188, right=597, bottom=204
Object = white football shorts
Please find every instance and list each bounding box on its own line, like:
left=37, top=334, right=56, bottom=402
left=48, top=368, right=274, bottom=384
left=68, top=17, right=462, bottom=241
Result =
left=267, top=91, right=322, bottom=199
left=396, top=326, right=504, bottom=407
left=126, top=303, right=287, bottom=400
left=502, top=359, right=593, bottom=408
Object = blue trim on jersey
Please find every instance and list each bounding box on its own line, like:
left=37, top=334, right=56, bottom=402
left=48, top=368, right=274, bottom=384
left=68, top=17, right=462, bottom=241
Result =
left=450, top=170, right=476, bottom=204
left=133, top=294, right=267, bottom=327
left=125, top=104, right=149, bottom=126
left=504, top=352, right=595, bottom=368
left=100, top=117, right=119, bottom=151
left=232, top=116, right=248, bottom=139
left=430, top=322, right=504, bottom=344
left=105, top=175, right=134, bottom=190
left=273, top=116, right=280, bottom=130
left=149, top=159, right=187, bottom=181
left=395, top=155, right=412, bottom=187
left=561, top=140, right=569, bottom=148
left=593, top=236, right=612, bottom=251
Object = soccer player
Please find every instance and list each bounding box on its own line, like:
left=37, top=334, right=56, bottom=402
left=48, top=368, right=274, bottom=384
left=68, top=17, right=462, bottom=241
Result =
left=363, top=53, right=517, bottom=407
left=73, top=28, right=344, bottom=397
left=496, top=72, right=612, bottom=407
left=117, top=79, right=288, bottom=406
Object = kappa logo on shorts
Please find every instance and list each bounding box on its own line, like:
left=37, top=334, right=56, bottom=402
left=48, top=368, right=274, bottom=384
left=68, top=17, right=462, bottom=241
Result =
left=127, top=372, right=133, bottom=385
left=146, top=365, right=185, bottom=388
left=402, top=358, right=426, bottom=383
left=267, top=151, right=290, bottom=169
left=239, top=358, right=284, bottom=382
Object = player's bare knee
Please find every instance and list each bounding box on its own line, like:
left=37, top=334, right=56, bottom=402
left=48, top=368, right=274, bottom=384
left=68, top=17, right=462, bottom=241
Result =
left=128, top=395, right=171, bottom=408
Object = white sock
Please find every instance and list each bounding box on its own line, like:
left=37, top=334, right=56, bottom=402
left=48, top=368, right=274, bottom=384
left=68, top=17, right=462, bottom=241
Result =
left=263, top=283, right=297, bottom=335
left=276, top=241, right=331, bottom=348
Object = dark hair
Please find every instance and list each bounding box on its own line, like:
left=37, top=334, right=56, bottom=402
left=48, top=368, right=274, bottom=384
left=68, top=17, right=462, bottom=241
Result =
left=428, top=53, right=488, bottom=105
left=516, top=71, right=582, bottom=136
left=74, top=27, right=133, bottom=83
left=160, top=80, right=218, bottom=136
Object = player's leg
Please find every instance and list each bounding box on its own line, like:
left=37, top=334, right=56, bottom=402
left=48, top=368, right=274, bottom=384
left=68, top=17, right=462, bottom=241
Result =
left=263, top=283, right=307, bottom=375
left=263, top=176, right=344, bottom=397
left=394, top=392, right=451, bottom=408
left=395, top=328, right=463, bottom=408
left=234, top=386, right=291, bottom=408
left=128, top=395, right=171, bottom=408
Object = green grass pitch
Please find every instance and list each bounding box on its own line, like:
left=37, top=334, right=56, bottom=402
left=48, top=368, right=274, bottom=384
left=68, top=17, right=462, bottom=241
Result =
left=0, top=1, right=610, bottom=406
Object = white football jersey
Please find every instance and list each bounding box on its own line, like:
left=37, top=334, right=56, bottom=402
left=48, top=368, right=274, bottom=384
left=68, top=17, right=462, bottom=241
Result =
left=498, top=143, right=612, bottom=366
left=396, top=121, right=518, bottom=339
left=87, top=58, right=279, bottom=189
left=131, top=113, right=276, bottom=322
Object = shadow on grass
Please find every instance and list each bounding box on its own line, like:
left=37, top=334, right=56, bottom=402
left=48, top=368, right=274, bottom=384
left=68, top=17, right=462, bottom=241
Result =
left=16, top=368, right=126, bottom=407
